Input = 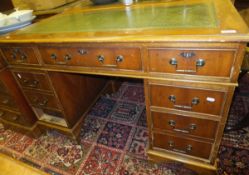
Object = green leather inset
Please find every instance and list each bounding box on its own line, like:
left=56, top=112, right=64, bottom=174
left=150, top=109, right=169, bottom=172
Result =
left=19, top=2, right=217, bottom=34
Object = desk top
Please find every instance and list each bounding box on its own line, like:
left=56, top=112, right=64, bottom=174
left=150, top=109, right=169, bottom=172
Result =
left=1, top=0, right=249, bottom=43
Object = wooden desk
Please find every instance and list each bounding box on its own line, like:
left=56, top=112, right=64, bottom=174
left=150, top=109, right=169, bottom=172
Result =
left=0, top=0, right=249, bottom=174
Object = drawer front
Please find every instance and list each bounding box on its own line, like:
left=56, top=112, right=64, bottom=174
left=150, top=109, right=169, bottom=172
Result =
left=23, top=91, right=61, bottom=110
left=39, top=47, right=142, bottom=70
left=13, top=71, right=52, bottom=91
left=1, top=47, right=39, bottom=65
left=150, top=85, right=225, bottom=115
left=42, top=108, right=64, bottom=119
left=148, top=48, right=235, bottom=77
left=0, top=109, right=24, bottom=124
left=153, top=132, right=212, bottom=159
left=0, top=92, right=17, bottom=108
left=152, top=112, right=218, bottom=139
left=35, top=108, right=67, bottom=127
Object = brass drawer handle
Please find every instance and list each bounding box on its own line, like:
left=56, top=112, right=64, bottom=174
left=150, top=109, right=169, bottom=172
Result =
left=116, top=55, right=124, bottom=63
left=31, top=80, right=39, bottom=87
left=169, top=58, right=177, bottom=65
left=11, top=53, right=16, bottom=59
left=64, top=54, right=72, bottom=61
left=32, top=97, right=48, bottom=106
left=168, top=120, right=197, bottom=134
left=168, top=95, right=200, bottom=110
left=23, top=79, right=39, bottom=88
left=191, top=97, right=200, bottom=105
left=11, top=49, right=27, bottom=62
left=169, top=58, right=196, bottom=73
left=50, top=53, right=57, bottom=60
left=168, top=141, right=192, bottom=154
left=168, top=140, right=174, bottom=147
left=168, top=95, right=176, bottom=103
left=180, top=52, right=195, bottom=58
left=11, top=49, right=19, bottom=59
left=196, top=59, right=205, bottom=67
left=189, top=123, right=197, bottom=130
left=97, top=55, right=105, bottom=63
left=38, top=98, right=48, bottom=107
left=20, top=54, right=27, bottom=60
left=169, top=56, right=205, bottom=72
left=51, top=53, right=71, bottom=64
left=168, top=119, right=176, bottom=127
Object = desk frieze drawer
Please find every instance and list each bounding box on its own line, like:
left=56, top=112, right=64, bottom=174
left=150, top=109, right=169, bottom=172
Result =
left=1, top=47, right=39, bottom=65
left=152, top=112, right=218, bottom=139
left=148, top=48, right=236, bottom=77
left=13, top=71, right=52, bottom=92
left=38, top=46, right=142, bottom=70
left=150, top=84, right=226, bottom=116
left=153, top=132, right=212, bottom=159
left=23, top=90, right=61, bottom=111
left=0, top=109, right=25, bottom=125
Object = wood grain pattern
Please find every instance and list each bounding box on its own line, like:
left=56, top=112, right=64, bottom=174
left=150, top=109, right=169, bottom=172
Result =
left=48, top=72, right=107, bottom=128
left=151, top=112, right=218, bottom=139
left=0, top=0, right=248, bottom=173
left=23, top=90, right=62, bottom=111
left=150, top=84, right=226, bottom=116
left=12, top=70, right=53, bottom=92
left=1, top=47, right=40, bottom=65
left=148, top=48, right=236, bottom=77
left=0, top=69, right=37, bottom=127
left=153, top=132, right=213, bottom=159
left=39, top=46, right=142, bottom=71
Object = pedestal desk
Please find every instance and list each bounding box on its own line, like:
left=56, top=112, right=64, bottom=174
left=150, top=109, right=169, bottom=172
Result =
left=0, top=0, right=249, bottom=173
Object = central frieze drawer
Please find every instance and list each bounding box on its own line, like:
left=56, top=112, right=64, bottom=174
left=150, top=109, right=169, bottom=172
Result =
left=148, top=48, right=236, bottom=77
left=152, top=112, right=218, bottom=139
left=13, top=71, right=52, bottom=92
left=23, top=90, right=61, bottom=110
left=38, top=47, right=142, bottom=70
left=1, top=47, right=39, bottom=65
left=153, top=132, right=212, bottom=159
left=150, top=85, right=226, bottom=115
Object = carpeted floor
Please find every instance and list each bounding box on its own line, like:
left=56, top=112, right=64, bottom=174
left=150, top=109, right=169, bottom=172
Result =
left=0, top=75, right=248, bottom=175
